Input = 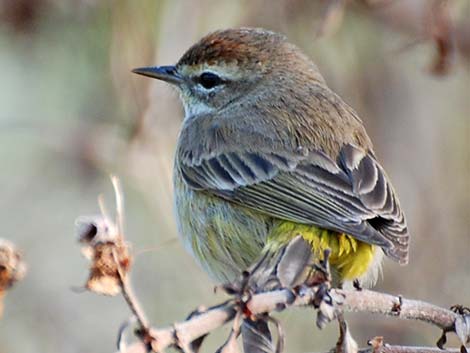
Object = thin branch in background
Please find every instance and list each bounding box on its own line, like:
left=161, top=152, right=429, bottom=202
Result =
left=426, top=0, right=455, bottom=75
left=316, top=0, right=347, bottom=38
left=112, top=175, right=125, bottom=236
left=316, top=0, right=468, bottom=75
left=133, top=237, right=179, bottom=259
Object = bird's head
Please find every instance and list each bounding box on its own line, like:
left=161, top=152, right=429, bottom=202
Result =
left=133, top=28, right=325, bottom=118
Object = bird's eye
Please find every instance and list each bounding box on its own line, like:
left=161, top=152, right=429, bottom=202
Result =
left=198, top=72, right=223, bottom=89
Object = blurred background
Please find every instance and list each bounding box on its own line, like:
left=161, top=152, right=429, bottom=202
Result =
left=0, top=0, right=469, bottom=352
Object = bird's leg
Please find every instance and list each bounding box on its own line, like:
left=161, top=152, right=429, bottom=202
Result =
left=301, top=249, right=346, bottom=330
left=219, top=266, right=277, bottom=353
left=219, top=238, right=313, bottom=353
left=219, top=270, right=251, bottom=298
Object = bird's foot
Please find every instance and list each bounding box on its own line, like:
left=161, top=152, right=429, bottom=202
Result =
left=219, top=270, right=258, bottom=320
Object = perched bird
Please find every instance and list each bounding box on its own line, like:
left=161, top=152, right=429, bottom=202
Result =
left=133, top=28, right=409, bottom=290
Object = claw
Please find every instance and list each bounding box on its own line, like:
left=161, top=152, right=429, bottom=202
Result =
left=451, top=305, right=470, bottom=315
left=352, top=279, right=362, bottom=291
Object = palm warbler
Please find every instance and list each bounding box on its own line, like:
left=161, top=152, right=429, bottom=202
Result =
left=133, top=28, right=409, bottom=289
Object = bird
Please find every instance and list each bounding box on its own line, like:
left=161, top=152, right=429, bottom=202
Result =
left=132, top=27, right=409, bottom=291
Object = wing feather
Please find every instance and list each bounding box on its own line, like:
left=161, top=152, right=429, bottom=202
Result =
left=179, top=145, right=409, bottom=264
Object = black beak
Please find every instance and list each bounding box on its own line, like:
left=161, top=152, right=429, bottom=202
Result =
left=132, top=65, right=183, bottom=85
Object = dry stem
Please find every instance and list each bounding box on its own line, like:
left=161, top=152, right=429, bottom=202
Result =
left=118, top=286, right=462, bottom=353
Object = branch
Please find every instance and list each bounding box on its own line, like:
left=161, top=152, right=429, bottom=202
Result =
left=317, top=0, right=470, bottom=75
left=118, top=287, right=463, bottom=353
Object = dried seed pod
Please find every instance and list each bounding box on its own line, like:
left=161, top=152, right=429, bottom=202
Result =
left=76, top=216, right=132, bottom=296
left=86, top=240, right=132, bottom=296
left=76, top=177, right=133, bottom=296
left=0, top=239, right=27, bottom=316
left=76, top=216, right=120, bottom=245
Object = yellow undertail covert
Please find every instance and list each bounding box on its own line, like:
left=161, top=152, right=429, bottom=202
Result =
left=267, top=221, right=376, bottom=280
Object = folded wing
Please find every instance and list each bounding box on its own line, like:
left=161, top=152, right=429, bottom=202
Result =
left=179, top=144, right=409, bottom=264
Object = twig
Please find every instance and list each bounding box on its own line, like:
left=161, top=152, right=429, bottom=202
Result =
left=352, top=0, right=468, bottom=74
left=114, top=249, right=150, bottom=331
left=110, top=176, right=151, bottom=335
left=77, top=176, right=151, bottom=347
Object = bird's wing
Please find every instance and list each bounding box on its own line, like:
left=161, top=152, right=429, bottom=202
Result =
left=179, top=144, right=409, bottom=264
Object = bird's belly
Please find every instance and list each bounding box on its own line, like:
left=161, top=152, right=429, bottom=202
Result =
left=174, top=170, right=270, bottom=282
left=174, top=168, right=382, bottom=286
